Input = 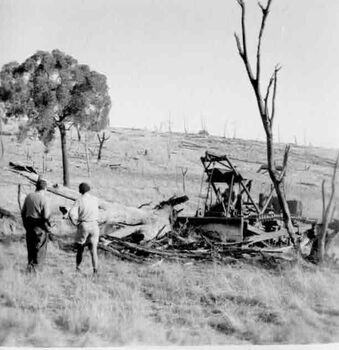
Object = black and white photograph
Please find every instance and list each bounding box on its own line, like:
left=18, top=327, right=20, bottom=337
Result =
left=0, top=0, right=339, bottom=347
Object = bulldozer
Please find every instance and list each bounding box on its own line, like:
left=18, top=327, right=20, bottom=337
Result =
left=175, top=152, right=306, bottom=248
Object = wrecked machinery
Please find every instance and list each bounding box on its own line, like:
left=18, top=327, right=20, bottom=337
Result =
left=175, top=151, right=307, bottom=249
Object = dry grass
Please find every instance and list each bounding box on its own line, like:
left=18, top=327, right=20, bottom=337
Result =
left=0, top=242, right=168, bottom=346
left=1, top=128, right=339, bottom=345
left=1, top=241, right=339, bottom=346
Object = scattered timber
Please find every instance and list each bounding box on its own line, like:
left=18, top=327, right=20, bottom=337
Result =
left=96, top=227, right=297, bottom=264
left=179, top=140, right=205, bottom=151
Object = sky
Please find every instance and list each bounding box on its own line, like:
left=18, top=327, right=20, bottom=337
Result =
left=0, top=0, right=339, bottom=149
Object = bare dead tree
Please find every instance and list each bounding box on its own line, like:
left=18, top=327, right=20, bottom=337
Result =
left=317, top=152, right=339, bottom=263
left=234, top=0, right=298, bottom=246
left=199, top=116, right=209, bottom=136
left=83, top=132, right=91, bottom=177
left=223, top=120, right=228, bottom=139
left=166, top=139, right=172, bottom=161
left=0, top=117, right=4, bottom=159
left=184, top=117, right=188, bottom=135
left=168, top=111, right=172, bottom=134
left=181, top=167, right=188, bottom=193
left=75, top=124, right=81, bottom=142
left=97, top=131, right=110, bottom=161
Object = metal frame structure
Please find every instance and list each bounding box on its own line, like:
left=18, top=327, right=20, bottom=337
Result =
left=200, top=152, right=260, bottom=218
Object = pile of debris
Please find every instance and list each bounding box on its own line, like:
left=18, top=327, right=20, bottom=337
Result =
left=97, top=226, right=297, bottom=264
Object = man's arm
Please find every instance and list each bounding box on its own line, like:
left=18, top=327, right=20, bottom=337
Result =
left=42, top=198, right=52, bottom=231
left=42, top=198, right=50, bottom=221
left=21, top=198, right=27, bottom=225
left=68, top=200, right=80, bottom=226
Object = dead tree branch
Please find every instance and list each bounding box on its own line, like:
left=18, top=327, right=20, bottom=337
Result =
left=277, top=144, right=290, bottom=182
left=256, top=0, right=272, bottom=82
left=270, top=65, right=281, bottom=127
left=97, top=131, right=110, bottom=161
left=322, top=179, right=326, bottom=219
left=0, top=117, right=4, bottom=159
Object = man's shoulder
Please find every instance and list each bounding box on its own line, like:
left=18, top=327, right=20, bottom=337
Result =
left=89, top=193, right=98, bottom=201
left=25, top=192, right=37, bottom=201
left=84, top=193, right=98, bottom=205
left=27, top=191, right=46, bottom=203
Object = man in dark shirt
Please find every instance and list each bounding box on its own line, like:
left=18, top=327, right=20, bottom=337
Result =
left=21, top=177, right=51, bottom=272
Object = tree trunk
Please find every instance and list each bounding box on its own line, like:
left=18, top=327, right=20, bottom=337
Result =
left=316, top=154, right=338, bottom=264
left=84, top=133, right=91, bottom=177
left=97, top=131, right=110, bottom=161
left=76, top=124, right=81, bottom=142
left=265, top=133, right=297, bottom=247
left=59, top=123, right=70, bottom=187
left=97, top=139, right=104, bottom=161
left=271, top=177, right=296, bottom=243
left=317, top=226, right=326, bottom=263
left=42, top=152, right=47, bottom=173
left=0, top=117, right=4, bottom=159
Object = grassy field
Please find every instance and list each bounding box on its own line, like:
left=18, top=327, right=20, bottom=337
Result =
left=1, top=127, right=339, bottom=346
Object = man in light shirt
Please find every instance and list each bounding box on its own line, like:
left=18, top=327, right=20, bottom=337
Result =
left=69, top=182, right=99, bottom=274
left=21, top=177, right=51, bottom=272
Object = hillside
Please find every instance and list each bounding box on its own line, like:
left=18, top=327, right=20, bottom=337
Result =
left=1, top=128, right=339, bottom=346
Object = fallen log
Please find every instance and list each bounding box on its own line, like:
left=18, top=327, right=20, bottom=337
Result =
left=107, top=238, right=208, bottom=258
left=9, top=161, right=38, bottom=174
left=8, top=165, right=79, bottom=201
left=7, top=162, right=188, bottom=241
left=98, top=244, right=146, bottom=263
left=154, top=195, right=189, bottom=209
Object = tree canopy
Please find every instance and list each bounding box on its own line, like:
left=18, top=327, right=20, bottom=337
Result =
left=0, top=49, right=111, bottom=185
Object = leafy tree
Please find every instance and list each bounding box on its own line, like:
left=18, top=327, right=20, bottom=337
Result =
left=0, top=49, right=111, bottom=186
left=0, top=61, right=28, bottom=157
